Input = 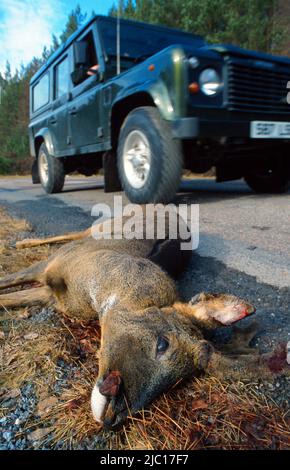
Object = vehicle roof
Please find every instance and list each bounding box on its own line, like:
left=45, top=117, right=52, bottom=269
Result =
left=30, top=15, right=204, bottom=85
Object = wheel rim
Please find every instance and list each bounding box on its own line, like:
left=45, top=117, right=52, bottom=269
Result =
left=123, top=130, right=151, bottom=189
left=39, top=151, right=49, bottom=186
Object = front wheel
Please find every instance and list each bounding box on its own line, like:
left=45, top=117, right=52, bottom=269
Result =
left=117, top=107, right=183, bottom=203
left=38, top=143, right=65, bottom=194
left=244, top=161, right=290, bottom=194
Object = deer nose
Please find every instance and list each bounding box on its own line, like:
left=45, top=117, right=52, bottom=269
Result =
left=99, top=370, right=122, bottom=397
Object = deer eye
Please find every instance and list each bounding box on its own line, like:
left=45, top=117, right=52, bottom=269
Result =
left=156, top=336, right=169, bottom=356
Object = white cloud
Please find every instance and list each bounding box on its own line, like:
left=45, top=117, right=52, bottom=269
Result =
left=0, top=0, right=66, bottom=74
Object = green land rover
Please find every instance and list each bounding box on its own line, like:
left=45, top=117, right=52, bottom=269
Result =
left=29, top=15, right=290, bottom=203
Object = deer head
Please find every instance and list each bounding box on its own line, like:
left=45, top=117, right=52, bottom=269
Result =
left=91, top=293, right=255, bottom=428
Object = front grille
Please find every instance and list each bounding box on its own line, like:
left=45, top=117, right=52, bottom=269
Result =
left=227, top=60, right=290, bottom=114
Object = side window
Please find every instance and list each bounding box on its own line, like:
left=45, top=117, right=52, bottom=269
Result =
left=73, top=31, right=98, bottom=86
left=84, top=31, right=98, bottom=71
left=55, top=56, right=69, bottom=98
left=33, top=74, right=49, bottom=111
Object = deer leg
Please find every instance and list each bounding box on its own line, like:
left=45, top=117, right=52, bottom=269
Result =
left=16, top=228, right=91, bottom=249
left=0, top=260, right=47, bottom=291
left=0, top=286, right=53, bottom=309
left=16, top=215, right=125, bottom=249
left=220, top=321, right=260, bottom=356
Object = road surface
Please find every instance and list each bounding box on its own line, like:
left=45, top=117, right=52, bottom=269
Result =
left=0, top=175, right=290, bottom=351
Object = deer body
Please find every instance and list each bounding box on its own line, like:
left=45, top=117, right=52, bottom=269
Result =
left=44, top=240, right=177, bottom=321
left=0, top=212, right=256, bottom=428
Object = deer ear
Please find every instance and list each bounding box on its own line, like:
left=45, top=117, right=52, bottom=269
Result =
left=174, top=293, right=255, bottom=329
left=190, top=293, right=255, bottom=326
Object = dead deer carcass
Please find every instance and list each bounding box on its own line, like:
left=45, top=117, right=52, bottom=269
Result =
left=0, top=210, right=256, bottom=428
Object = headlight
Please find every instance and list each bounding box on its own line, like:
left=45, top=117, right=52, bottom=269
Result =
left=199, top=68, right=223, bottom=96
left=188, top=56, right=200, bottom=69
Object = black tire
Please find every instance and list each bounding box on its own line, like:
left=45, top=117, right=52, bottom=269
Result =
left=244, top=161, right=290, bottom=194
left=38, top=143, right=65, bottom=194
left=117, top=107, right=183, bottom=203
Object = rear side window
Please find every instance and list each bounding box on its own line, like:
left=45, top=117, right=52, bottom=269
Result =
left=55, top=56, right=69, bottom=98
left=33, top=74, right=49, bottom=111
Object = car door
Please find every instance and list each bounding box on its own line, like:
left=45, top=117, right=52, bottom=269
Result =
left=49, top=52, right=71, bottom=155
left=68, top=25, right=103, bottom=151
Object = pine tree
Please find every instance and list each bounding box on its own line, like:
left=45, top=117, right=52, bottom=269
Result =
left=0, top=6, right=88, bottom=174
left=108, top=0, right=282, bottom=52
left=51, top=34, right=60, bottom=53
left=59, top=4, right=87, bottom=43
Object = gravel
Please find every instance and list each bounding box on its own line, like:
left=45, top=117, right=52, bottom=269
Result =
left=0, top=383, right=38, bottom=450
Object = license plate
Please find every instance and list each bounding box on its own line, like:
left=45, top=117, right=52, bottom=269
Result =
left=250, top=121, right=290, bottom=138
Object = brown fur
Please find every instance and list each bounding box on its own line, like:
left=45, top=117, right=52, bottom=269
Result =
left=0, top=209, right=257, bottom=428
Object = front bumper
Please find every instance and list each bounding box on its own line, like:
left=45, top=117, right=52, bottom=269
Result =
left=172, top=117, right=251, bottom=139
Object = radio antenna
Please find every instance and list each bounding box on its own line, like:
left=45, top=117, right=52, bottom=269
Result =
left=117, top=0, right=121, bottom=75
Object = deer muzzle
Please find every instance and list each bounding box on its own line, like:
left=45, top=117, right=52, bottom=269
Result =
left=91, top=371, right=122, bottom=424
left=99, top=370, right=122, bottom=397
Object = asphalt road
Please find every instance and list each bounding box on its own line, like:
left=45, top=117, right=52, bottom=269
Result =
left=0, top=175, right=290, bottom=351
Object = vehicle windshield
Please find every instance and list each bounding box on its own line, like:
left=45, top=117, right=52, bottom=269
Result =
left=99, top=18, right=206, bottom=61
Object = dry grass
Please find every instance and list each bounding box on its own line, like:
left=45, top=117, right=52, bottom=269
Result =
left=116, top=377, right=290, bottom=450
left=1, top=316, right=65, bottom=390
left=0, top=207, right=51, bottom=277
left=183, top=169, right=216, bottom=179
left=0, top=207, right=289, bottom=450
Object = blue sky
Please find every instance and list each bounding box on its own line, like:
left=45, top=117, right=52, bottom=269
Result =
left=0, top=0, right=116, bottom=74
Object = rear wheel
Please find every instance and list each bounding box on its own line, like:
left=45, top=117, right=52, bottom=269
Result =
left=117, top=107, right=183, bottom=203
left=38, top=143, right=65, bottom=194
left=244, top=160, right=290, bottom=193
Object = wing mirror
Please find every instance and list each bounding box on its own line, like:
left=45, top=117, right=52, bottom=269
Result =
left=74, top=41, right=88, bottom=66
left=71, top=41, right=99, bottom=85
left=71, top=41, right=88, bottom=85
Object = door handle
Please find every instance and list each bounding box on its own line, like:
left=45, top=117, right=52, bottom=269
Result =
left=48, top=117, right=57, bottom=124
left=69, top=107, right=77, bottom=115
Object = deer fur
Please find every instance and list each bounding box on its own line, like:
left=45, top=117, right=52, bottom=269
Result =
left=0, top=209, right=256, bottom=428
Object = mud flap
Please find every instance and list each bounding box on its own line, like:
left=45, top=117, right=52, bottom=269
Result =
left=31, top=159, right=40, bottom=184
left=103, top=151, right=122, bottom=193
